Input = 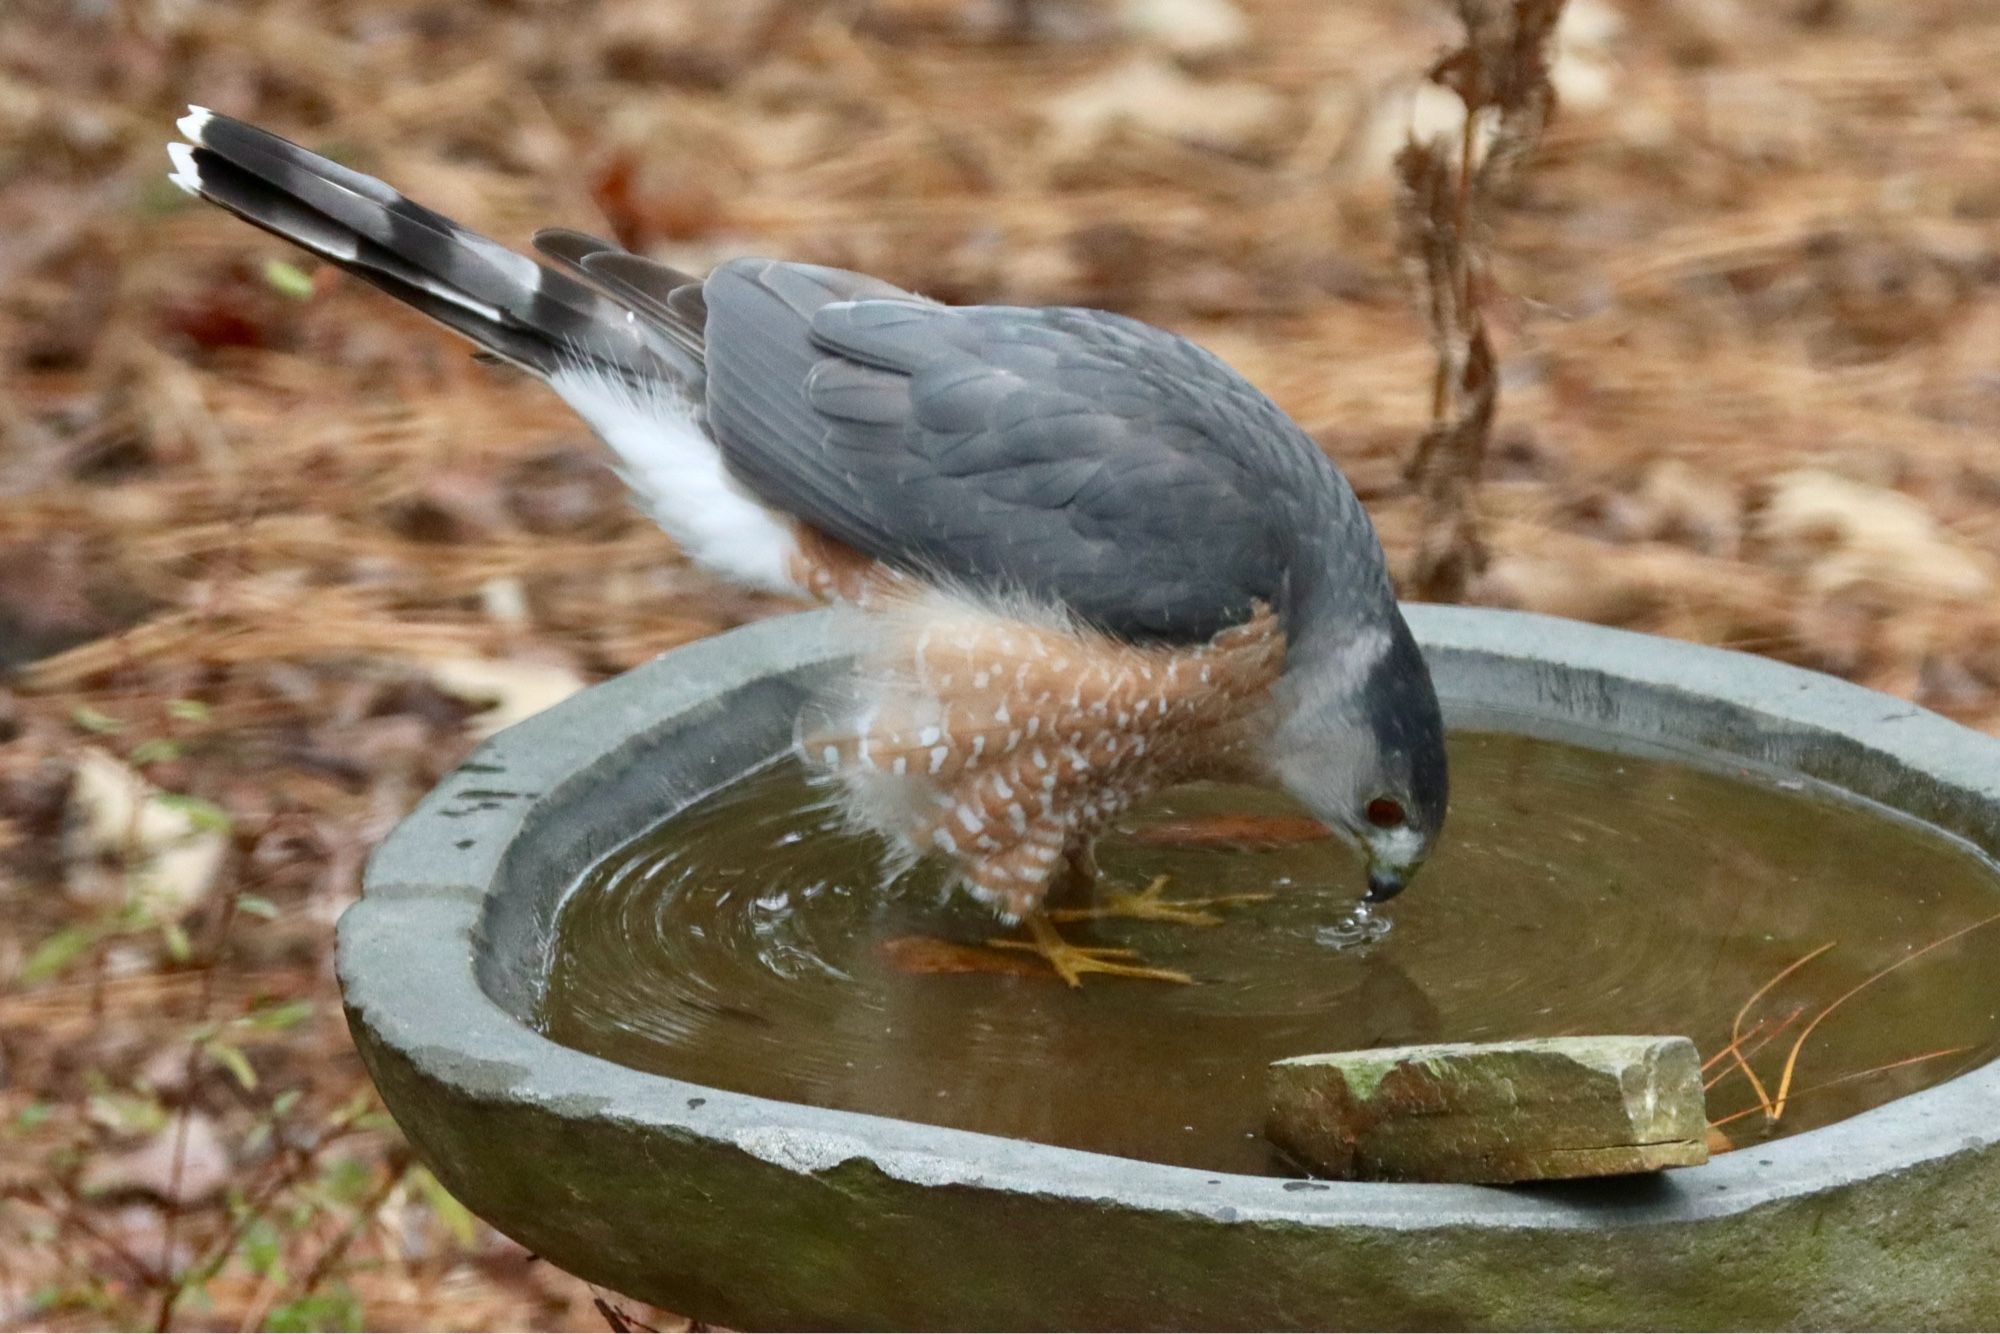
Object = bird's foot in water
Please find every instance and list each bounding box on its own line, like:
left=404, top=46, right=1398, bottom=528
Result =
left=1047, top=875, right=1273, bottom=928
left=986, top=913, right=1194, bottom=987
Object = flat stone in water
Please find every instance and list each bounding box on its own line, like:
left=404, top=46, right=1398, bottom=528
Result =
left=1266, top=1035, right=1709, bottom=1182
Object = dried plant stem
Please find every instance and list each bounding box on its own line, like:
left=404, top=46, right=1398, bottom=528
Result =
left=165, top=1117, right=373, bottom=1323
left=593, top=1291, right=661, bottom=1334
left=25, top=1185, right=166, bottom=1287
left=1398, top=0, right=1565, bottom=601
left=230, top=1146, right=415, bottom=1334
left=154, top=894, right=242, bottom=1333
left=294, top=1148, right=414, bottom=1299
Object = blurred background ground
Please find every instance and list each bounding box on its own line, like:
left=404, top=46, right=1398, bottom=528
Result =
left=3, top=0, right=1999, bottom=1328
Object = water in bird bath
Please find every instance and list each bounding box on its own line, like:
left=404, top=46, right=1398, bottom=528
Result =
left=536, top=730, right=2000, bottom=1176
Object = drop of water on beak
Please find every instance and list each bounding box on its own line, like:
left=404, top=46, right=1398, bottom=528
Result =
left=1315, top=897, right=1393, bottom=950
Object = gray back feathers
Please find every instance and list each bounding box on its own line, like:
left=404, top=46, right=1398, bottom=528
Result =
left=703, top=263, right=1328, bottom=642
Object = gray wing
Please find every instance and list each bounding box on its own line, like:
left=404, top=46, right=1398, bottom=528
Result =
left=703, top=259, right=1297, bottom=643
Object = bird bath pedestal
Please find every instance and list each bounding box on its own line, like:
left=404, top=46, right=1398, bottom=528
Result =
left=340, top=607, right=2000, bottom=1330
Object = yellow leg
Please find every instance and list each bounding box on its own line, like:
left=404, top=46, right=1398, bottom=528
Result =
left=987, top=914, right=1195, bottom=987
left=1047, top=875, right=1273, bottom=928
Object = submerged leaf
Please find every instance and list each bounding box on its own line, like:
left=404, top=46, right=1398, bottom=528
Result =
left=875, top=935, right=1050, bottom=978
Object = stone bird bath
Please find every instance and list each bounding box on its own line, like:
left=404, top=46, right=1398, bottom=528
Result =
left=340, top=607, right=2000, bottom=1330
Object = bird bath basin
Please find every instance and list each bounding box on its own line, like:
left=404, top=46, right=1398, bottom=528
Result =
left=341, top=606, right=2000, bottom=1330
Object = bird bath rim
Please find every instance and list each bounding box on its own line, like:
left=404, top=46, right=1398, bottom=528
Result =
left=340, top=606, right=2000, bottom=1326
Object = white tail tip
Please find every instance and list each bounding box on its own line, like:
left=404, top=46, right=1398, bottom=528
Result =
left=165, top=140, right=202, bottom=194
left=176, top=105, right=213, bottom=144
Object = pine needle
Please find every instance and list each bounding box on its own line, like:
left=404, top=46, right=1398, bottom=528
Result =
left=1769, top=910, right=2000, bottom=1121
left=1710, top=1046, right=1976, bottom=1131
left=1717, top=942, right=1834, bottom=1119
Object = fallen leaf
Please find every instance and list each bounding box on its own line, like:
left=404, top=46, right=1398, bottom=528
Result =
left=1759, top=469, right=1993, bottom=599
left=1120, top=0, right=1251, bottom=62
left=1478, top=552, right=1659, bottom=625
left=425, top=657, right=587, bottom=738
left=63, top=748, right=228, bottom=923
left=1633, top=459, right=1743, bottom=556
left=1043, top=57, right=1287, bottom=162
left=80, top=1112, right=231, bottom=1206
left=875, top=935, right=1050, bottom=978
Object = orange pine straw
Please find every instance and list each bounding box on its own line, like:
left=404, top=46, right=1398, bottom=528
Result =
left=1709, top=1045, right=1975, bottom=1131
left=1770, top=909, right=2000, bottom=1120
left=1743, top=1003, right=1808, bottom=1062
left=1722, top=942, right=1834, bottom=1118
left=1725, top=1044, right=1775, bottom=1119
left=1701, top=1015, right=1769, bottom=1076
left=1704, top=1004, right=1807, bottom=1091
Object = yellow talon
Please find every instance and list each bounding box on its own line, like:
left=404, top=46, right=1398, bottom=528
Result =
left=987, top=914, right=1195, bottom=987
left=1048, top=875, right=1273, bottom=927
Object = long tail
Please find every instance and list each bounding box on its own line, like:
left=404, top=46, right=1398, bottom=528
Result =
left=166, top=107, right=807, bottom=594
left=165, top=106, right=696, bottom=385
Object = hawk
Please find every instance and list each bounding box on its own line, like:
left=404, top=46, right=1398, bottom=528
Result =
left=167, top=108, right=1448, bottom=984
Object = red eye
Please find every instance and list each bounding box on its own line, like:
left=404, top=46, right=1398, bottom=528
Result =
left=1365, top=796, right=1406, bottom=829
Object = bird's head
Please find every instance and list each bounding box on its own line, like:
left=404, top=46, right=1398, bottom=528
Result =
left=1265, top=610, right=1448, bottom=904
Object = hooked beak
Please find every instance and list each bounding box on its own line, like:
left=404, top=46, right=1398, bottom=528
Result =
left=1364, top=863, right=1408, bottom=903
